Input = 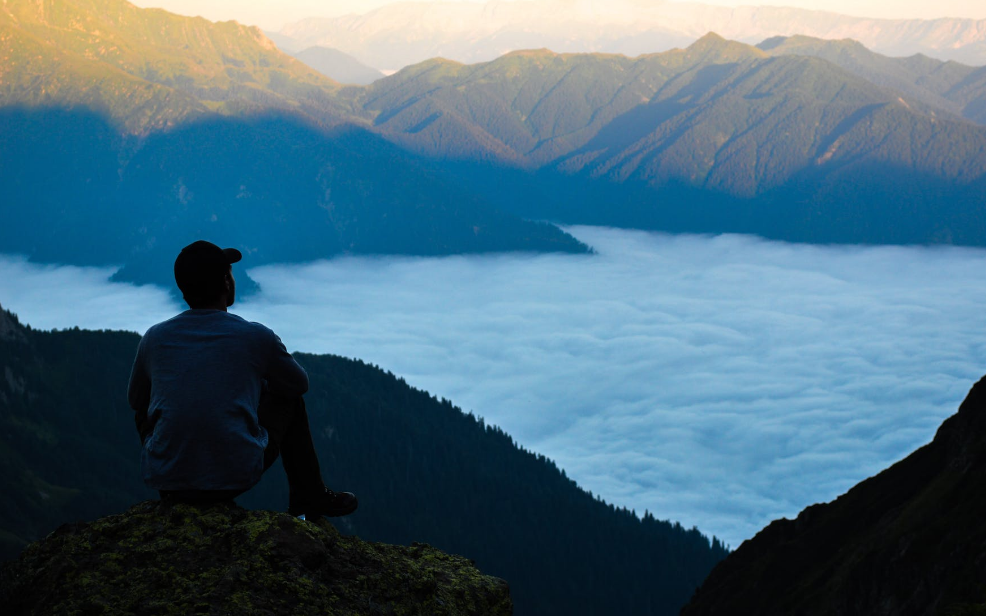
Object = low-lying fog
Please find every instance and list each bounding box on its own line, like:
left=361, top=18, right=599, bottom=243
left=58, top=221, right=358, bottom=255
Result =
left=4, top=226, right=986, bottom=548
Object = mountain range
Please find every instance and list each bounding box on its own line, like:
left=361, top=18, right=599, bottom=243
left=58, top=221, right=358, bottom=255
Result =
left=276, top=0, right=986, bottom=71
left=0, top=0, right=588, bottom=291
left=758, top=35, right=986, bottom=125
left=349, top=34, right=986, bottom=245
left=3, top=0, right=986, bottom=290
left=0, top=0, right=347, bottom=131
left=0, top=304, right=728, bottom=615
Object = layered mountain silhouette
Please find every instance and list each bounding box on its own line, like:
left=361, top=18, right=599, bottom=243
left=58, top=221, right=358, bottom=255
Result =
left=3, top=0, right=986, bottom=288
left=680, top=374, right=986, bottom=615
left=0, top=303, right=728, bottom=615
left=354, top=34, right=986, bottom=245
left=758, top=35, right=986, bottom=126
left=292, top=46, right=385, bottom=85
left=0, top=0, right=588, bottom=290
left=276, top=0, right=986, bottom=70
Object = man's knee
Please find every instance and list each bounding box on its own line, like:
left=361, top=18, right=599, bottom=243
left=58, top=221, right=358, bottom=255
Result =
left=259, top=392, right=305, bottom=446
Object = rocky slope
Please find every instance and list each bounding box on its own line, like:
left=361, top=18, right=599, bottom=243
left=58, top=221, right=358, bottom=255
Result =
left=680, top=375, right=986, bottom=616
left=0, top=500, right=512, bottom=615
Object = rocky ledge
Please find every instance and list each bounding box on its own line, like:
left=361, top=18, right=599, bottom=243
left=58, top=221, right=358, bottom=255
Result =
left=0, top=500, right=512, bottom=615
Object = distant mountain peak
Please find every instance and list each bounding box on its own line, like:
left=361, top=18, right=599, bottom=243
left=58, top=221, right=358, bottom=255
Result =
left=273, top=1, right=986, bottom=69
left=504, top=48, right=559, bottom=58
left=389, top=55, right=465, bottom=79
left=685, top=32, right=765, bottom=61
left=694, top=31, right=726, bottom=43
left=757, top=34, right=867, bottom=54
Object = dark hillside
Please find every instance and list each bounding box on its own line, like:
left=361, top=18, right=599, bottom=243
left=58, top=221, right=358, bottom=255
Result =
left=0, top=305, right=727, bottom=615
left=681, top=375, right=986, bottom=616
left=0, top=104, right=587, bottom=290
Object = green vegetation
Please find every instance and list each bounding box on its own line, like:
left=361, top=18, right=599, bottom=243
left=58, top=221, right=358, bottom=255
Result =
left=0, top=0, right=589, bottom=284
left=0, top=0, right=346, bottom=132
left=349, top=33, right=986, bottom=246
left=0, top=500, right=512, bottom=615
left=757, top=35, right=986, bottom=125
left=0, top=306, right=727, bottom=615
left=356, top=32, right=986, bottom=193
left=3, top=1, right=986, bottom=273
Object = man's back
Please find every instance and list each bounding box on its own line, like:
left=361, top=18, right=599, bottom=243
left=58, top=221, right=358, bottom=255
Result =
left=128, top=309, right=308, bottom=491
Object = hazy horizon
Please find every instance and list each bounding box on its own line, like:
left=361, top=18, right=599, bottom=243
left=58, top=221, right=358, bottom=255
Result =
left=131, top=0, right=986, bottom=33
left=4, top=226, right=984, bottom=548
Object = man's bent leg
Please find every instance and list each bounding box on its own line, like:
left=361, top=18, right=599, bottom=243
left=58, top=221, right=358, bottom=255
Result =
left=258, top=393, right=323, bottom=490
left=258, top=393, right=358, bottom=517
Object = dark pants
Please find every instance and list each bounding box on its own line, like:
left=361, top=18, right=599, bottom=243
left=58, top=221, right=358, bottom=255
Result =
left=160, top=393, right=323, bottom=504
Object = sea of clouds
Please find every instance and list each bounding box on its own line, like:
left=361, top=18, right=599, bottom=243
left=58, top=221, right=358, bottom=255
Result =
left=4, top=225, right=986, bottom=548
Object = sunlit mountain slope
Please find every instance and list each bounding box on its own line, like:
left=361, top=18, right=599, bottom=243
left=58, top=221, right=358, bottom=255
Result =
left=349, top=34, right=986, bottom=245
left=0, top=0, right=349, bottom=131
left=0, top=0, right=588, bottom=289
left=758, top=35, right=986, bottom=126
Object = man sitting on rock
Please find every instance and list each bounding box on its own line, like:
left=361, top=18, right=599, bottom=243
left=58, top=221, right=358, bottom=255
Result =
left=127, top=240, right=357, bottom=518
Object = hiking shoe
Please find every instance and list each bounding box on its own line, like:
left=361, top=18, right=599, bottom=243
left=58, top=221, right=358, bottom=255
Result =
left=289, top=487, right=358, bottom=517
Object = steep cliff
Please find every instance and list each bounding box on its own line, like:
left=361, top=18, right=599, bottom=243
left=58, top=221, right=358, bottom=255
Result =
left=680, top=376, right=986, bottom=616
left=0, top=500, right=512, bottom=615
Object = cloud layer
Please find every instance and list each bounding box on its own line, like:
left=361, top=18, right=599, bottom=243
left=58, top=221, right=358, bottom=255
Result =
left=4, top=227, right=986, bottom=548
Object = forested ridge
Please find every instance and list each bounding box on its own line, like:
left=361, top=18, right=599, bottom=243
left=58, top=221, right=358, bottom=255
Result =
left=0, top=0, right=589, bottom=291
left=3, top=0, right=986, bottom=286
left=0, top=306, right=727, bottom=615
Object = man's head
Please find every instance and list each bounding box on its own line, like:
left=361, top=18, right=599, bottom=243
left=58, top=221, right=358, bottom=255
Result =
left=174, top=240, right=242, bottom=309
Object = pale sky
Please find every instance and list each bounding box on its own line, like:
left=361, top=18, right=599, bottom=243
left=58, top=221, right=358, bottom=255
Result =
left=131, top=0, right=986, bottom=32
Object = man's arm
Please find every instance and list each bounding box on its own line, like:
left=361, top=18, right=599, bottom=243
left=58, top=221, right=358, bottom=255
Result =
left=266, top=330, right=309, bottom=397
left=127, top=336, right=152, bottom=443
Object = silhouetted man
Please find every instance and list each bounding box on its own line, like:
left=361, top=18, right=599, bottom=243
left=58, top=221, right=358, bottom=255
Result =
left=127, top=240, right=357, bottom=517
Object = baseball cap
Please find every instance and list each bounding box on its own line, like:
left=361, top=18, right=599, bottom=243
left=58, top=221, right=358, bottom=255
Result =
left=174, top=240, right=242, bottom=299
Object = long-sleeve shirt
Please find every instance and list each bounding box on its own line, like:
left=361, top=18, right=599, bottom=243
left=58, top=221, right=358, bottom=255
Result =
left=127, top=309, right=309, bottom=491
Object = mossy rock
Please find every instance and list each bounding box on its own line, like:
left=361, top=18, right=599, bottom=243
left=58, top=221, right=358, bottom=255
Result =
left=0, top=500, right=512, bottom=615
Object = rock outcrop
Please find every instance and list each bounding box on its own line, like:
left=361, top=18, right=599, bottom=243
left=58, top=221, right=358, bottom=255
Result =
left=0, top=501, right=512, bottom=615
left=680, top=376, right=986, bottom=616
